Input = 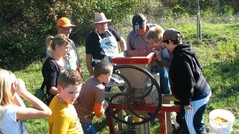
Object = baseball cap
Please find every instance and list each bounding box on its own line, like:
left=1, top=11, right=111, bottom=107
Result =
left=57, top=17, right=75, bottom=27
left=163, top=28, right=183, bottom=42
left=132, top=13, right=146, bottom=30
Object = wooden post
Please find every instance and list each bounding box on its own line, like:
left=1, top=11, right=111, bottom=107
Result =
left=197, top=0, right=202, bottom=41
left=162, top=94, right=179, bottom=133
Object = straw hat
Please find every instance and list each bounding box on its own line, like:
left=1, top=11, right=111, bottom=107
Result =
left=93, top=12, right=111, bottom=24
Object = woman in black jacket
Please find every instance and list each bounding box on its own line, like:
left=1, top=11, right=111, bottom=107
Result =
left=163, top=28, right=211, bottom=134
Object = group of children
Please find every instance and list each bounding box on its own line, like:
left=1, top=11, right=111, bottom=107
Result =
left=0, top=17, right=113, bottom=133
left=47, top=63, right=112, bottom=134
left=43, top=15, right=113, bottom=134
left=0, top=12, right=211, bottom=134
left=0, top=60, right=112, bottom=134
left=146, top=27, right=211, bottom=134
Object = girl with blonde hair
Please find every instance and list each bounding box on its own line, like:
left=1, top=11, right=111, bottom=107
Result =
left=42, top=33, right=71, bottom=105
left=146, top=26, right=172, bottom=94
left=0, top=69, right=52, bottom=133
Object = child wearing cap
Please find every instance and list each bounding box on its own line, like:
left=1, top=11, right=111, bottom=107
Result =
left=48, top=69, right=84, bottom=134
left=145, top=26, right=172, bottom=94
left=163, top=28, right=211, bottom=133
left=74, top=61, right=112, bottom=134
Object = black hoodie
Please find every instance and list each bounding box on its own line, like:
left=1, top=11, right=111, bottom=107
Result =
left=169, top=43, right=210, bottom=106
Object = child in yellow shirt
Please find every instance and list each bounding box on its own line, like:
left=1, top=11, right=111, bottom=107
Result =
left=48, top=69, right=84, bottom=134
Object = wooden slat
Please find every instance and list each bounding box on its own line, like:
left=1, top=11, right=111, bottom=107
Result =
left=162, top=94, right=179, bottom=101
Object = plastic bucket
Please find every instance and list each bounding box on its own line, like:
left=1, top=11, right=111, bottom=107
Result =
left=209, top=109, right=235, bottom=134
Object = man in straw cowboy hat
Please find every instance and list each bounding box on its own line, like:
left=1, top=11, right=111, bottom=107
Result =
left=85, top=12, right=126, bottom=92
left=46, top=17, right=82, bottom=74
left=85, top=12, right=126, bottom=76
left=82, top=12, right=126, bottom=133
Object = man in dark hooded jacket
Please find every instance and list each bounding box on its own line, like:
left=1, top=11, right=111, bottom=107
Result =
left=163, top=28, right=211, bottom=134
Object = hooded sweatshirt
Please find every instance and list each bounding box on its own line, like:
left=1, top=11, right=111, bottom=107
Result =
left=169, top=43, right=210, bottom=106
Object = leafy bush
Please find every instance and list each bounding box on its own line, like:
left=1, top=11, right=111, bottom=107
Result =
left=0, top=0, right=239, bottom=70
left=224, top=5, right=234, bottom=16
left=0, top=0, right=141, bottom=70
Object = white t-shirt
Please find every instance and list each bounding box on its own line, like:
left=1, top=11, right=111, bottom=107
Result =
left=0, top=105, right=29, bottom=134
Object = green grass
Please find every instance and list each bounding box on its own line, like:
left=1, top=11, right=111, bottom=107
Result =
left=12, top=21, right=239, bottom=133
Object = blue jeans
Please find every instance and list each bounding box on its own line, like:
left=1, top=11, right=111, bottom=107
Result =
left=80, top=121, right=96, bottom=134
left=151, top=66, right=170, bottom=94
